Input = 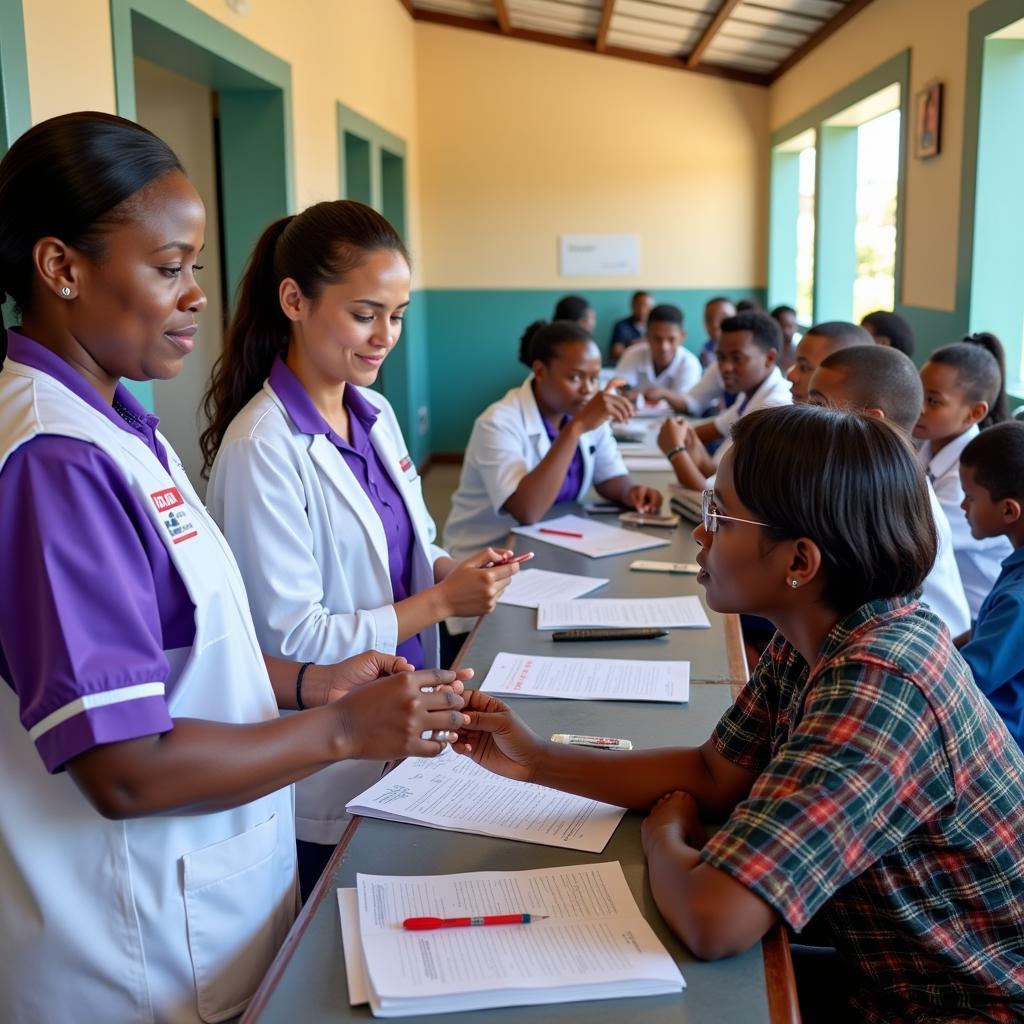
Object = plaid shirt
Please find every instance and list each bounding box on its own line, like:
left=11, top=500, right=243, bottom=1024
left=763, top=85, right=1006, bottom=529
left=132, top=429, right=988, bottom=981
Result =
left=702, top=596, right=1024, bottom=1023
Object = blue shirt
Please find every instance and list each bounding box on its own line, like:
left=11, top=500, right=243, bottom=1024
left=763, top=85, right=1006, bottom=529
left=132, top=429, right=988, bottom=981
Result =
left=962, top=545, right=1024, bottom=747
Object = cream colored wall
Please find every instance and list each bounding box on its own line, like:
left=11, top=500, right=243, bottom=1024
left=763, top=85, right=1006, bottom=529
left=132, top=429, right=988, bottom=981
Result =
left=414, top=23, right=769, bottom=290
left=21, top=0, right=423, bottom=276
left=770, top=0, right=985, bottom=313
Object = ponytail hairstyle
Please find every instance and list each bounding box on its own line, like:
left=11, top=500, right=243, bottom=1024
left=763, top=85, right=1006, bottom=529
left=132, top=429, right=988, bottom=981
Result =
left=929, top=332, right=1008, bottom=429
left=0, top=111, right=183, bottom=360
left=200, top=200, right=409, bottom=475
left=519, top=320, right=593, bottom=369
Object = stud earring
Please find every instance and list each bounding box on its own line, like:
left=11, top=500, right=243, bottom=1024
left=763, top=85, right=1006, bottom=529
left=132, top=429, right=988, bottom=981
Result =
left=60, top=286, right=71, bottom=297
left=789, top=580, right=799, bottom=589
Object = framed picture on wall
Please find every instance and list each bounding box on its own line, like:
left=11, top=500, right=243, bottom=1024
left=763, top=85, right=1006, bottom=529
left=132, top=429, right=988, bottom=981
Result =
left=915, top=81, right=943, bottom=159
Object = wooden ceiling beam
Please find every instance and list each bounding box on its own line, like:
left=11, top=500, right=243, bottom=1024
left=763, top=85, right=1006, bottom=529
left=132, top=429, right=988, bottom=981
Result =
left=686, top=0, right=743, bottom=69
left=412, top=9, right=769, bottom=86
left=494, top=0, right=512, bottom=34
left=397, top=0, right=414, bottom=15
left=769, top=0, right=882, bottom=82
left=595, top=0, right=616, bottom=53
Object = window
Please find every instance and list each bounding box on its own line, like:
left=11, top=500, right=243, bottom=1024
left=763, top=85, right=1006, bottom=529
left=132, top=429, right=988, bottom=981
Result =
left=968, top=18, right=1024, bottom=386
left=769, top=55, right=907, bottom=328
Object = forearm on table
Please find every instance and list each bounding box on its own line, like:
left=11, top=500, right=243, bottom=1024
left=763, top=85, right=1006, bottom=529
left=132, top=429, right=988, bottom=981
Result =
left=502, top=426, right=583, bottom=523
left=668, top=449, right=709, bottom=490
left=532, top=741, right=742, bottom=816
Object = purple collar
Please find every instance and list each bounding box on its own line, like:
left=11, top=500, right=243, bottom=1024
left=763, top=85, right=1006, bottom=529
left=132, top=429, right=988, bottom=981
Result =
left=269, top=356, right=379, bottom=442
left=6, top=329, right=161, bottom=435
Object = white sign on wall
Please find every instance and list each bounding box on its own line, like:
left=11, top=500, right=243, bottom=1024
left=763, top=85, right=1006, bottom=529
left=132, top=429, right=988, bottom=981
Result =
left=559, top=234, right=639, bottom=277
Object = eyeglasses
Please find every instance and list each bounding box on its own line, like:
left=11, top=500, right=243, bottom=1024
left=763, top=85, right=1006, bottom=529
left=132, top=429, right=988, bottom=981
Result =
left=701, top=489, right=770, bottom=534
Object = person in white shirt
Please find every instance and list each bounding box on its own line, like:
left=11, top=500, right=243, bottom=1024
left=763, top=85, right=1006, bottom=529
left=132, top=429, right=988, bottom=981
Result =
left=657, top=312, right=792, bottom=489
left=770, top=304, right=802, bottom=374
left=914, top=334, right=1013, bottom=620
left=443, top=320, right=662, bottom=564
left=614, top=303, right=701, bottom=410
left=809, top=345, right=971, bottom=636
left=786, top=321, right=873, bottom=404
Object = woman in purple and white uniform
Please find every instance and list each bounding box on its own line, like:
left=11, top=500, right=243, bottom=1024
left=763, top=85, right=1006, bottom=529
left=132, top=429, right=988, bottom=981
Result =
left=0, top=112, right=470, bottom=1024
left=201, top=201, right=520, bottom=898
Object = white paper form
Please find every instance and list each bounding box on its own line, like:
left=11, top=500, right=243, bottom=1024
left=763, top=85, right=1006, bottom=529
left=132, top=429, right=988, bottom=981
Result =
left=351, top=862, right=684, bottom=1016
left=497, top=568, right=609, bottom=608
left=623, top=455, right=672, bottom=471
left=337, top=889, right=370, bottom=1005
left=536, top=595, right=711, bottom=630
left=480, top=652, right=690, bottom=703
left=345, top=747, right=625, bottom=853
left=511, top=513, right=669, bottom=558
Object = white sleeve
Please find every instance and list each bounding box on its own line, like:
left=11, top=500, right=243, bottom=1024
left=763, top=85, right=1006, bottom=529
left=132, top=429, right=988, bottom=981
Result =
left=683, top=363, right=723, bottom=415
left=713, top=400, right=741, bottom=438
left=591, top=422, right=628, bottom=485
left=469, top=415, right=533, bottom=514
left=211, top=436, right=398, bottom=663
left=672, top=349, right=703, bottom=393
left=614, top=347, right=640, bottom=387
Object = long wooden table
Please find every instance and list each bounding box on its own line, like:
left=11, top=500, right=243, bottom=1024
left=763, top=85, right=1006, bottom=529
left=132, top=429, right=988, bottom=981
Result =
left=244, top=475, right=798, bottom=1023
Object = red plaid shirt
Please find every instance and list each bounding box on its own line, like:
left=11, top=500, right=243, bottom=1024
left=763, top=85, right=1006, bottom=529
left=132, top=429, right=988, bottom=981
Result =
left=702, top=597, right=1024, bottom=1023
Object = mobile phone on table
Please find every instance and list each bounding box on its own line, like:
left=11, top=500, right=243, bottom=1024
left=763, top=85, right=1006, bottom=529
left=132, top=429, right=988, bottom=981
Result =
left=618, top=511, right=680, bottom=529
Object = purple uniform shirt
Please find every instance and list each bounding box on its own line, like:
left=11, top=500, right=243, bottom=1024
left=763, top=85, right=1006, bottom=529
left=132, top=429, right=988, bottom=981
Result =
left=0, top=330, right=196, bottom=772
left=537, top=390, right=584, bottom=504
left=269, top=358, right=424, bottom=668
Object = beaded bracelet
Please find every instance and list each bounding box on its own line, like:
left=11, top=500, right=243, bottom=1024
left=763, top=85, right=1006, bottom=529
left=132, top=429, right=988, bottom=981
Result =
left=296, top=661, right=314, bottom=711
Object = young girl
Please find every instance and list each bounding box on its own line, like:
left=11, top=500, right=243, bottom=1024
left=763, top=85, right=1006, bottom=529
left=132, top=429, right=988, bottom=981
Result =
left=914, top=333, right=1012, bottom=620
left=454, top=404, right=1024, bottom=1024
left=0, top=113, right=469, bottom=1024
left=201, top=201, right=513, bottom=896
left=442, top=319, right=662, bottom=561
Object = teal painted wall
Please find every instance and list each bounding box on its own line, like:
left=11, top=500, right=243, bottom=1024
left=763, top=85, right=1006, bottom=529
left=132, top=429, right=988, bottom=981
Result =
left=423, top=287, right=765, bottom=452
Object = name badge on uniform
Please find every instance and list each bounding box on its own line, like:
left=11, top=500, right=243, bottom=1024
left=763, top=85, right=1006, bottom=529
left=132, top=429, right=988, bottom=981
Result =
left=399, top=453, right=417, bottom=482
left=149, top=486, right=199, bottom=544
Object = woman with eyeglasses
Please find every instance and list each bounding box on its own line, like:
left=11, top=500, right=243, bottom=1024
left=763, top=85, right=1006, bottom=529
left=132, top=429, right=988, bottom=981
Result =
left=451, top=403, right=1024, bottom=1023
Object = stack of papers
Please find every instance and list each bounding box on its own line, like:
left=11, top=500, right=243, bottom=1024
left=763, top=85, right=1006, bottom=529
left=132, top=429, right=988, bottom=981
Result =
left=497, top=568, right=608, bottom=608
left=481, top=652, right=690, bottom=703
left=536, top=595, right=710, bottom=630
left=623, top=455, right=672, bottom=471
left=512, top=514, right=669, bottom=558
left=346, top=747, right=625, bottom=852
left=338, top=861, right=685, bottom=1016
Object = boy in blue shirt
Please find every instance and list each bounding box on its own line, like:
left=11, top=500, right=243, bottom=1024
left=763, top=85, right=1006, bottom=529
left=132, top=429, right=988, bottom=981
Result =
left=959, top=421, right=1024, bottom=747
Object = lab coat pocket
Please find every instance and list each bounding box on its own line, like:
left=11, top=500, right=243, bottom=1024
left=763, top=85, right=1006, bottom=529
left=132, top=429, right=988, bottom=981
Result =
left=183, top=813, right=290, bottom=1022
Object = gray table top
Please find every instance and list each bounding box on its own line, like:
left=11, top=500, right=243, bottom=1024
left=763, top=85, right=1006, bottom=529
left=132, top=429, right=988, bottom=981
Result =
left=244, top=483, right=780, bottom=1024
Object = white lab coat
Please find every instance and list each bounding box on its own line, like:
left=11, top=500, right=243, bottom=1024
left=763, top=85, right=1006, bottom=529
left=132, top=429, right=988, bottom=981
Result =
left=207, top=380, right=446, bottom=845
left=923, top=479, right=972, bottom=636
left=919, top=425, right=1011, bottom=620
left=0, top=360, right=297, bottom=1023
left=442, top=377, right=629, bottom=562
left=614, top=341, right=702, bottom=395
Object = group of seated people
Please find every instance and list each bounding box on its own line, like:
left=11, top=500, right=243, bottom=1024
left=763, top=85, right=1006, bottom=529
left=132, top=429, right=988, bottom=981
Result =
left=4, top=111, right=1024, bottom=1024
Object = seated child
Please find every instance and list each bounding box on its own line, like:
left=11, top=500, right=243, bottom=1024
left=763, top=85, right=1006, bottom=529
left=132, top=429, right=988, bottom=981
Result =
left=657, top=311, right=791, bottom=489
left=809, top=345, right=971, bottom=636
left=786, top=320, right=872, bottom=403
left=608, top=290, right=653, bottom=362
left=959, top=421, right=1024, bottom=748
left=770, top=304, right=800, bottom=374
left=456, top=404, right=1024, bottom=1024
left=614, top=303, right=701, bottom=410
left=443, top=320, right=662, bottom=561
left=861, top=309, right=915, bottom=357
left=915, top=333, right=1012, bottom=619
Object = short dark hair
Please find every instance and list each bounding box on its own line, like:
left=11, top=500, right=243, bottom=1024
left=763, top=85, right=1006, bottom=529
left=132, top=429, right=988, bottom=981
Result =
left=730, top=405, right=936, bottom=615
left=770, top=305, right=796, bottom=318
left=518, top=319, right=592, bottom=367
left=861, top=310, right=915, bottom=357
left=961, top=421, right=1024, bottom=502
left=806, top=320, right=873, bottom=348
left=705, top=295, right=732, bottom=309
left=736, top=298, right=762, bottom=313
left=647, top=303, right=683, bottom=327
left=819, top=345, right=922, bottom=433
left=720, top=311, right=782, bottom=353
left=631, top=290, right=651, bottom=303
left=553, top=295, right=592, bottom=323
left=929, top=332, right=1008, bottom=428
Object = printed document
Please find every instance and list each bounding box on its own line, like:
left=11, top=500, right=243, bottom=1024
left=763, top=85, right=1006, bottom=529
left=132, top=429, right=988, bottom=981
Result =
left=346, top=747, right=625, bottom=853
left=512, top=514, right=669, bottom=558
left=497, top=568, right=608, bottom=608
left=481, top=651, right=690, bottom=703
left=536, top=595, right=711, bottom=630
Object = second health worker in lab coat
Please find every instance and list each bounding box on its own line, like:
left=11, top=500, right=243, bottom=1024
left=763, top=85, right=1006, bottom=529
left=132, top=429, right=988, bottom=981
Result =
left=202, top=201, right=517, bottom=895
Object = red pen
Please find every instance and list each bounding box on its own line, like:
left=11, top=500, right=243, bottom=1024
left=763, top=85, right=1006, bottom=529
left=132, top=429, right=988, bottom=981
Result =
left=539, top=528, right=584, bottom=538
left=402, top=914, right=548, bottom=930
